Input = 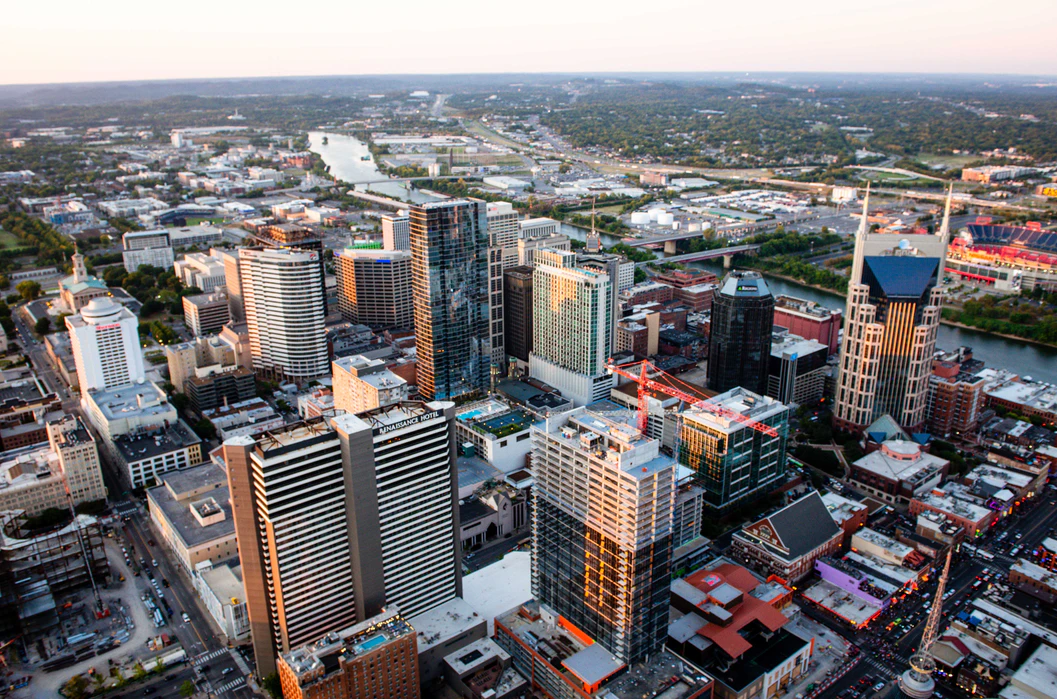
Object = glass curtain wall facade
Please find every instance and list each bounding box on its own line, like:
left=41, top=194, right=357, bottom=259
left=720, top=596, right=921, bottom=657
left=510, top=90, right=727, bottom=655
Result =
left=410, top=200, right=490, bottom=401
left=708, top=271, right=774, bottom=396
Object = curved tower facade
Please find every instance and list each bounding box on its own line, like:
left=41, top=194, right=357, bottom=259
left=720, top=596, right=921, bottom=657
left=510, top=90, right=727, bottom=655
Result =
left=708, top=271, right=774, bottom=396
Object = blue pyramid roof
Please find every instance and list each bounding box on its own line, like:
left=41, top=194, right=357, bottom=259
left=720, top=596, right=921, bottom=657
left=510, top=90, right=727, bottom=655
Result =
left=863, top=256, right=938, bottom=300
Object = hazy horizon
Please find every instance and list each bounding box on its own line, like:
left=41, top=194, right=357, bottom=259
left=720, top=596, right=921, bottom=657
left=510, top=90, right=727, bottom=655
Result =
left=3, top=0, right=1057, bottom=86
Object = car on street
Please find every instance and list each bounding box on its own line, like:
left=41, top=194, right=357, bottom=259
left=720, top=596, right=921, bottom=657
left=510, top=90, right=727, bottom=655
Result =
left=182, top=612, right=191, bottom=623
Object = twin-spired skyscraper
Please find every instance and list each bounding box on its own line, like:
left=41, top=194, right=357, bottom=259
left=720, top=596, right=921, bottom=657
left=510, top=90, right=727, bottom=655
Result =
left=833, top=187, right=950, bottom=433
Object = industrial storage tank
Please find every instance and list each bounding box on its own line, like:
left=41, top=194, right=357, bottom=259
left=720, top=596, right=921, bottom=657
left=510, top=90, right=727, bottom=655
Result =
left=648, top=208, right=665, bottom=221
left=630, top=211, right=651, bottom=225
left=657, top=212, right=675, bottom=226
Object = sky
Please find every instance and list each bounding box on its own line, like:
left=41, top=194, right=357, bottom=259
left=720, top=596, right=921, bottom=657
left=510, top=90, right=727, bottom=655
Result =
left=2, top=0, right=1056, bottom=85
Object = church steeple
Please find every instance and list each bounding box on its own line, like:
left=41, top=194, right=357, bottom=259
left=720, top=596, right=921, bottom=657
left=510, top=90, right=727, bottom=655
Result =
left=71, top=246, right=87, bottom=284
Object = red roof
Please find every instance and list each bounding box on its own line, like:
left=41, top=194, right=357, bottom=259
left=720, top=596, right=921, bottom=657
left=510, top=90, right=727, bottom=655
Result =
left=684, top=563, right=790, bottom=660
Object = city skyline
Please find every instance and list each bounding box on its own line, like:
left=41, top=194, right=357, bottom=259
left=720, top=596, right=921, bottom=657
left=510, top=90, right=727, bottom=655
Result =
left=3, top=0, right=1057, bottom=84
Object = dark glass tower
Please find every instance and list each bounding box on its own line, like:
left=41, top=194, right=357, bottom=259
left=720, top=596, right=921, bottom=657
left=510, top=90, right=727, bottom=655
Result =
left=410, top=200, right=490, bottom=401
left=708, top=271, right=775, bottom=395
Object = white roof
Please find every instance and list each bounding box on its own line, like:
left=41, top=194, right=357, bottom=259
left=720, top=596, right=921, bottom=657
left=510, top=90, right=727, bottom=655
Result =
left=1007, top=644, right=1057, bottom=699
left=461, top=551, right=532, bottom=635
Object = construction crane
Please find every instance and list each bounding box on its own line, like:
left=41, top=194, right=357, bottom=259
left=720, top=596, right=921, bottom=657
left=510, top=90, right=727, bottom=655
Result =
left=58, top=464, right=109, bottom=620
left=899, top=549, right=952, bottom=699
left=0, top=636, right=19, bottom=671
left=606, top=359, right=779, bottom=438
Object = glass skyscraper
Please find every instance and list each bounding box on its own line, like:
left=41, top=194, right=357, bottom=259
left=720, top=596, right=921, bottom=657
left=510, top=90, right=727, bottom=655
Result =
left=410, top=200, right=490, bottom=401
left=708, top=271, right=775, bottom=396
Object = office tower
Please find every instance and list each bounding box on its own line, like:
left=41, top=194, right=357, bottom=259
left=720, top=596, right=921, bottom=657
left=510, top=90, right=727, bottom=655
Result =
left=486, top=202, right=520, bottom=371
left=334, top=248, right=413, bottom=328
left=182, top=291, right=231, bottom=337
left=226, top=402, right=460, bottom=677
left=529, top=249, right=613, bottom=406
left=248, top=222, right=327, bottom=314
left=833, top=188, right=948, bottom=433
left=332, top=355, right=408, bottom=414
left=678, top=387, right=790, bottom=513
left=708, top=271, right=774, bottom=395
left=174, top=250, right=227, bottom=292
left=239, top=247, right=328, bottom=383
left=382, top=213, right=411, bottom=251
left=503, top=266, right=534, bottom=364
left=332, top=402, right=461, bottom=617
left=519, top=216, right=560, bottom=239
left=768, top=333, right=829, bottom=406
left=214, top=249, right=244, bottom=321
left=532, top=405, right=677, bottom=663
left=517, top=232, right=570, bottom=266
left=278, top=609, right=419, bottom=699
left=225, top=421, right=361, bottom=677
left=47, top=416, right=106, bottom=507
left=121, top=229, right=174, bottom=272
left=66, top=297, right=145, bottom=393
left=410, top=200, right=490, bottom=401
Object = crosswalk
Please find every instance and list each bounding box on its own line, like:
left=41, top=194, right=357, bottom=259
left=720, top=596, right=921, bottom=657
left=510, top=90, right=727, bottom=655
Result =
left=860, top=655, right=899, bottom=681
left=193, top=648, right=231, bottom=666
left=215, top=677, right=247, bottom=694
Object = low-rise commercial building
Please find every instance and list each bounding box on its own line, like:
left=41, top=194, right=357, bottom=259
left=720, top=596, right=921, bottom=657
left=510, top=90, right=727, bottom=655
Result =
left=183, top=291, right=231, bottom=337
left=278, top=608, right=420, bottom=699
left=848, top=440, right=949, bottom=507
left=455, top=398, right=537, bottom=473
left=442, top=637, right=527, bottom=699
left=122, top=229, right=174, bottom=272
left=202, top=398, right=284, bottom=441
left=174, top=250, right=227, bottom=292
left=193, top=560, right=249, bottom=642
left=1009, top=558, right=1057, bottom=604
left=821, top=492, right=869, bottom=547
left=407, top=597, right=487, bottom=684
left=731, top=491, right=843, bottom=582
left=909, top=489, right=993, bottom=539
left=772, top=295, right=841, bottom=356
left=147, top=463, right=237, bottom=575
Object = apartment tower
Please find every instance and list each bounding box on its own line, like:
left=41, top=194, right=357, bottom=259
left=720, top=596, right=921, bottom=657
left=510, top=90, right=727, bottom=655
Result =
left=833, top=187, right=949, bottom=433
left=381, top=214, right=411, bottom=251
left=239, top=247, right=329, bottom=383
left=486, top=202, right=521, bottom=371
left=503, top=265, right=534, bottom=365
left=529, top=249, right=614, bottom=406
left=66, top=296, right=145, bottom=395
left=409, top=200, right=490, bottom=401
left=532, top=405, right=677, bottom=664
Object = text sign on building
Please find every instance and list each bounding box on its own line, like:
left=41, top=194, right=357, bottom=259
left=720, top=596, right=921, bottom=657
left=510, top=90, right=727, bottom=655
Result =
left=374, top=410, right=442, bottom=437
left=95, top=323, right=122, bottom=331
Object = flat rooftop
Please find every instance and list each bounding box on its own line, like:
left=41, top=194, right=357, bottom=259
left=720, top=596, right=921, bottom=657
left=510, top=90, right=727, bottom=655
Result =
left=408, top=597, right=484, bottom=655
left=802, top=579, right=882, bottom=627
left=114, top=419, right=201, bottom=463
left=147, top=474, right=233, bottom=549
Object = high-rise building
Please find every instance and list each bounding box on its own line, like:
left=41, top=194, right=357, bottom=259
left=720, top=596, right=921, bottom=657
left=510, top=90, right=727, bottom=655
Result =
left=773, top=295, right=842, bottom=356
left=678, top=387, right=790, bottom=513
left=833, top=188, right=948, bottom=433
left=226, top=402, right=461, bottom=677
left=332, top=402, right=461, bottom=618
left=332, top=355, right=408, bottom=414
left=518, top=232, right=570, bottom=266
left=925, top=359, right=987, bottom=439
left=410, top=200, right=490, bottom=401
left=381, top=214, right=411, bottom=251
left=486, top=202, right=520, bottom=371
left=66, top=297, right=145, bottom=394
left=239, top=247, right=329, bottom=383
left=278, top=608, right=420, bottom=699
left=708, top=271, right=774, bottom=396
left=334, top=248, right=413, bottom=329
left=182, top=291, right=231, bottom=337
left=214, top=249, right=244, bottom=321
left=767, top=333, right=829, bottom=406
left=174, top=250, right=227, bottom=292
left=247, top=222, right=327, bottom=315
left=532, top=405, right=677, bottom=664
left=529, top=249, right=614, bottom=406
left=503, top=266, right=534, bottom=365
left=577, top=251, right=635, bottom=351
left=225, top=420, right=362, bottom=677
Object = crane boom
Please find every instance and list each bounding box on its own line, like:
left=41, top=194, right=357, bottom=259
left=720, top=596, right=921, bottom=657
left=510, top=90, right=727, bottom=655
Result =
left=607, top=359, right=779, bottom=437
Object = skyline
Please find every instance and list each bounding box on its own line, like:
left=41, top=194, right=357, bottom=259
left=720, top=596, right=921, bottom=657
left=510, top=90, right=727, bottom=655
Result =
left=3, top=0, right=1057, bottom=86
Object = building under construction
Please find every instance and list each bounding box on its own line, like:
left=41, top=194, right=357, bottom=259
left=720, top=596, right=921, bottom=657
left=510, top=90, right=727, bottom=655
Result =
left=0, top=510, right=109, bottom=639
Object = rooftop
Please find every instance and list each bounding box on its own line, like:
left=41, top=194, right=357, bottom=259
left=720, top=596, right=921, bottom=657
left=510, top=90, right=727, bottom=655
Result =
left=1011, top=558, right=1057, bottom=589
left=146, top=468, right=233, bottom=549
left=852, top=440, right=948, bottom=486
left=821, top=492, right=868, bottom=525
left=407, top=597, right=484, bottom=655
left=914, top=489, right=991, bottom=523
left=280, top=609, right=414, bottom=682
left=1006, top=643, right=1057, bottom=697
left=736, top=491, right=841, bottom=561
left=681, top=386, right=788, bottom=435
left=114, top=419, right=201, bottom=463
left=801, top=579, right=882, bottom=627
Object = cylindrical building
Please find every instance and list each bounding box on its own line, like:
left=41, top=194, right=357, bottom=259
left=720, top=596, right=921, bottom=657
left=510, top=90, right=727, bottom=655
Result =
left=707, top=271, right=774, bottom=395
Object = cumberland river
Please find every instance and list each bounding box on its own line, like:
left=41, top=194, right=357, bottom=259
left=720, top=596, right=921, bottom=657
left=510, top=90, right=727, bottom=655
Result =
left=310, top=132, right=1057, bottom=384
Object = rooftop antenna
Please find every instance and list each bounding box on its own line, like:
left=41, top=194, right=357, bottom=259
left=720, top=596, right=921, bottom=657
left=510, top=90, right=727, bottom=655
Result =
left=587, top=197, right=601, bottom=253
left=849, top=182, right=871, bottom=286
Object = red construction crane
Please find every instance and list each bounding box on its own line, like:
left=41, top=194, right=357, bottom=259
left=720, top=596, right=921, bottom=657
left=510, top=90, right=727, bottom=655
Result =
left=606, top=359, right=779, bottom=438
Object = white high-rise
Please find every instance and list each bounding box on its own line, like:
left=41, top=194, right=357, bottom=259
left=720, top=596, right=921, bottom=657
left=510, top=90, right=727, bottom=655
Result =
left=487, top=202, right=521, bottom=371
left=66, top=297, right=145, bottom=394
left=238, top=247, right=328, bottom=383
left=529, top=248, right=614, bottom=406
left=381, top=214, right=411, bottom=251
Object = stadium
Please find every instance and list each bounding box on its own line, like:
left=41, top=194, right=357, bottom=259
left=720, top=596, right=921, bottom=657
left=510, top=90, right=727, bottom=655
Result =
left=945, top=222, right=1057, bottom=292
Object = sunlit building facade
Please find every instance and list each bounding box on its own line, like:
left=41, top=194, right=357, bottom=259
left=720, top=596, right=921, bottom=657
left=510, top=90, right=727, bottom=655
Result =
left=531, top=405, right=677, bottom=664
left=410, top=200, right=490, bottom=401
left=833, top=189, right=949, bottom=433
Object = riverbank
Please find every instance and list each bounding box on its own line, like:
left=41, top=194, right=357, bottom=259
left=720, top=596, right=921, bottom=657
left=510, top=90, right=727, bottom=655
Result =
left=747, top=268, right=1057, bottom=351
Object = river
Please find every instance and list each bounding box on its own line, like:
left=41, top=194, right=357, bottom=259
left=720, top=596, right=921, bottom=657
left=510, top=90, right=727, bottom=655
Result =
left=311, top=132, right=1057, bottom=384
left=306, top=131, right=443, bottom=204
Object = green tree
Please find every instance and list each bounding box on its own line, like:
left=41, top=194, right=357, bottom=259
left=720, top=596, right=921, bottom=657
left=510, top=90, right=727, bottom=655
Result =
left=62, top=674, right=90, bottom=699
left=179, top=679, right=196, bottom=697
left=261, top=672, right=282, bottom=699
left=34, top=317, right=51, bottom=335
left=194, top=419, right=217, bottom=441
left=16, top=280, right=41, bottom=301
